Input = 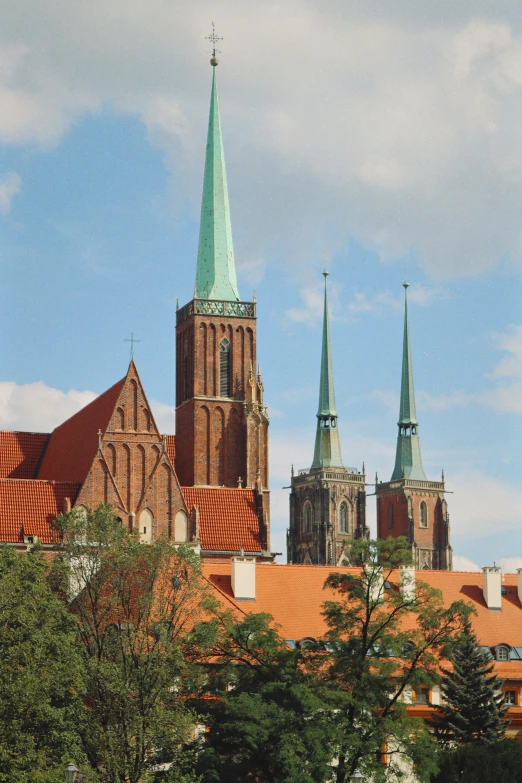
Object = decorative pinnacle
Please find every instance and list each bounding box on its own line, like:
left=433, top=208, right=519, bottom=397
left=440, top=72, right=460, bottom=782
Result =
left=403, top=280, right=410, bottom=290
left=206, top=22, right=222, bottom=66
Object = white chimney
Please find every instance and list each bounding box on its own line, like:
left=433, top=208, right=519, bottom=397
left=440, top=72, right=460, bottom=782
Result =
left=399, top=565, right=416, bottom=601
left=364, top=564, right=383, bottom=605
left=517, top=569, right=522, bottom=606
left=482, top=566, right=501, bottom=610
left=231, top=556, right=256, bottom=600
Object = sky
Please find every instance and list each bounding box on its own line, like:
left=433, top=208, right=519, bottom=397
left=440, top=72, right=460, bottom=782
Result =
left=0, top=0, right=521, bottom=569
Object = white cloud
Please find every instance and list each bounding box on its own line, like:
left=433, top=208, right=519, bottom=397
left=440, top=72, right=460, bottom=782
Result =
left=285, top=286, right=324, bottom=324
left=149, top=399, right=175, bottom=434
left=452, top=555, right=481, bottom=572
left=3, top=3, right=522, bottom=278
left=417, top=390, right=475, bottom=411
left=0, top=172, right=20, bottom=213
left=497, top=557, right=522, bottom=573
left=0, top=380, right=97, bottom=432
left=450, top=469, right=522, bottom=538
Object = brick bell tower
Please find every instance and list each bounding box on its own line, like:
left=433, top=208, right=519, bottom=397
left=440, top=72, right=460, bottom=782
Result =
left=287, top=273, right=367, bottom=565
left=175, top=52, right=269, bottom=532
left=376, top=282, right=452, bottom=570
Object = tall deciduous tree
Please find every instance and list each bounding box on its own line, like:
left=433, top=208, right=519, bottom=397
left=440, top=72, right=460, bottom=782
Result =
left=431, top=619, right=508, bottom=747
left=0, top=546, right=84, bottom=783
left=196, top=537, right=470, bottom=783
left=53, top=505, right=209, bottom=783
left=312, top=537, right=471, bottom=783
left=194, top=612, right=333, bottom=783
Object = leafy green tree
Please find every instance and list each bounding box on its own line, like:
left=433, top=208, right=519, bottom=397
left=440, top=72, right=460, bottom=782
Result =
left=0, top=545, right=84, bottom=783
left=194, top=612, right=333, bottom=783
left=196, top=537, right=470, bottom=783
left=432, top=738, right=522, bottom=783
left=312, top=537, right=471, bottom=783
left=53, top=505, right=210, bottom=783
left=431, top=619, right=508, bottom=747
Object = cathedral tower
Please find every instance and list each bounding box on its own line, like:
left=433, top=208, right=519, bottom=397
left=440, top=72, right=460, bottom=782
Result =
left=376, top=282, right=452, bottom=570
left=287, top=273, right=367, bottom=565
left=175, top=55, right=269, bottom=545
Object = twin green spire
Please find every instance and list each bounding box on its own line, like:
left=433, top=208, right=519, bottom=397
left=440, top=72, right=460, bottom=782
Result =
left=195, top=63, right=240, bottom=301
left=391, top=282, right=427, bottom=481
left=311, top=272, right=344, bottom=470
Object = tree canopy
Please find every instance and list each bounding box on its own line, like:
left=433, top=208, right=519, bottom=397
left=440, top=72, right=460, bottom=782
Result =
left=0, top=545, right=84, bottom=783
left=52, top=504, right=211, bottom=783
left=197, top=537, right=471, bottom=783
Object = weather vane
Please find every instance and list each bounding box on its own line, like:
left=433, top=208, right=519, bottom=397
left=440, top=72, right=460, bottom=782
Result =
left=206, top=22, right=222, bottom=66
left=124, top=332, right=140, bottom=360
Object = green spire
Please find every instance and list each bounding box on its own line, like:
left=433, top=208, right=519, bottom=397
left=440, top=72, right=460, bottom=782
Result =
left=391, top=282, right=427, bottom=481
left=195, top=64, right=240, bottom=301
left=311, top=272, right=343, bottom=469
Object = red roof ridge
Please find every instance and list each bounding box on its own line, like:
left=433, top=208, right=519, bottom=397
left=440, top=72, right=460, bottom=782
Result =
left=0, top=429, right=51, bottom=436
left=0, top=477, right=80, bottom=485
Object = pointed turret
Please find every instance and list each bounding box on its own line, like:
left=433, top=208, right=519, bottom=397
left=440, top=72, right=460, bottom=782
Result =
left=391, top=282, right=427, bottom=481
left=194, top=59, right=240, bottom=301
left=311, top=272, right=343, bottom=469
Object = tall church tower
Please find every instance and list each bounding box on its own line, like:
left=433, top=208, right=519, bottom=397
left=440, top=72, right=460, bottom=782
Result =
left=175, top=53, right=269, bottom=541
left=376, top=282, right=452, bottom=570
left=287, top=273, right=367, bottom=565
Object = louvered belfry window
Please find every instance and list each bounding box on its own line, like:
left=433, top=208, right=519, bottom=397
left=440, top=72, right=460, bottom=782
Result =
left=220, top=339, right=231, bottom=397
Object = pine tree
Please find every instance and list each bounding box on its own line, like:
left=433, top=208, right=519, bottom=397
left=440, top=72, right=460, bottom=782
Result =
left=432, top=619, right=508, bottom=747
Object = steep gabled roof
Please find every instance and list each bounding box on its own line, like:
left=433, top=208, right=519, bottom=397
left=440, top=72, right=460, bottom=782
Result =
left=0, top=478, right=80, bottom=543
left=0, top=431, right=50, bottom=478
left=38, top=376, right=125, bottom=483
left=182, top=487, right=261, bottom=553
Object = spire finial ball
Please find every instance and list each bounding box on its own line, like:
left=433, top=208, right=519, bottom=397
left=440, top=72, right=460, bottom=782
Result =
left=403, top=281, right=409, bottom=289
left=210, top=56, right=219, bottom=66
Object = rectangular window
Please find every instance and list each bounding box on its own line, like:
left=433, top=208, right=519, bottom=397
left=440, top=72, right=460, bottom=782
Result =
left=504, top=690, right=518, bottom=705
left=415, top=687, right=430, bottom=705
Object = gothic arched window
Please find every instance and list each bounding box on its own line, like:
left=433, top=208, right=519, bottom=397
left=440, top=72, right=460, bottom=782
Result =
left=139, top=509, right=154, bottom=544
left=303, top=502, right=313, bottom=534
left=420, top=501, right=428, bottom=528
left=220, top=338, right=231, bottom=397
left=339, top=502, right=348, bottom=534
left=388, top=505, right=394, bottom=529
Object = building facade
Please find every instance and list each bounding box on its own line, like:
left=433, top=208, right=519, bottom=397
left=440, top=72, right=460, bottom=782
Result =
left=376, top=283, right=452, bottom=570
left=287, top=273, right=367, bottom=565
left=0, top=57, right=271, bottom=561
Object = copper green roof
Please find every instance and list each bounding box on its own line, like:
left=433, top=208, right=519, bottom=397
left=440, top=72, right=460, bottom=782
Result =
left=311, top=272, right=343, bottom=469
left=195, top=66, right=240, bottom=301
left=391, top=283, right=427, bottom=481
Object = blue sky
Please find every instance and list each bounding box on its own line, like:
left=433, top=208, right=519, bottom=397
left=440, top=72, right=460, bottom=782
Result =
left=0, top=1, right=521, bottom=568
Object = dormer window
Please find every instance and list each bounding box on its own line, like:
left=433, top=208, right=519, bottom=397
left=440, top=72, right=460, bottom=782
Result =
left=495, top=645, right=510, bottom=662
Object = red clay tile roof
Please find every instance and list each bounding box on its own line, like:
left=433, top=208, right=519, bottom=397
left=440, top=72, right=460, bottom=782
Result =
left=0, top=431, right=50, bottom=478
left=201, top=563, right=522, bottom=654
left=38, top=377, right=125, bottom=483
left=0, top=478, right=80, bottom=544
left=182, top=487, right=262, bottom=553
left=166, top=435, right=175, bottom=465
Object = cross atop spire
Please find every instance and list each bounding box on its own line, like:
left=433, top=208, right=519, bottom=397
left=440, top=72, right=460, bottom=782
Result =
left=206, top=22, right=222, bottom=66
left=194, top=41, right=240, bottom=302
left=311, top=271, right=343, bottom=469
left=391, top=281, right=427, bottom=481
